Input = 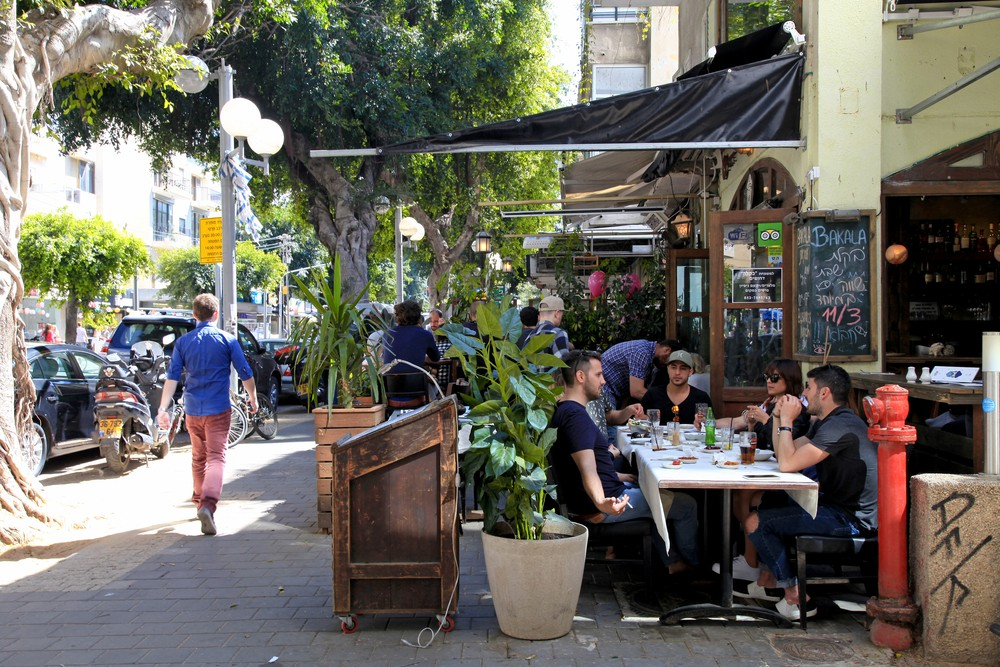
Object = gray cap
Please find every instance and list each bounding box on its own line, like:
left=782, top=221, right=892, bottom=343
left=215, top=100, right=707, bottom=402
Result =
left=667, top=350, right=694, bottom=368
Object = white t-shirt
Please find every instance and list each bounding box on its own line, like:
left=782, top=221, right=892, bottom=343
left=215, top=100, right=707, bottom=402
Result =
left=76, top=325, right=88, bottom=344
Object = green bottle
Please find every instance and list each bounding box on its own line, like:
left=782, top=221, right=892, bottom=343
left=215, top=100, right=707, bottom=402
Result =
left=705, top=407, right=716, bottom=447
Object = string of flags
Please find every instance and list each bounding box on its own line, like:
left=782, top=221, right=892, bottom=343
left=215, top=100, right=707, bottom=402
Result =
left=220, top=153, right=263, bottom=242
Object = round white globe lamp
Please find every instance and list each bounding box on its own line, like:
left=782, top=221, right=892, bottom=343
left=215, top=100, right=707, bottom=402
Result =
left=220, top=97, right=262, bottom=139
left=399, top=216, right=424, bottom=241
left=247, top=119, right=284, bottom=156
left=175, top=55, right=210, bottom=94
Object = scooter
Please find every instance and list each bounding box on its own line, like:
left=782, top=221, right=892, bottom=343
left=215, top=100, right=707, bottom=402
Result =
left=93, top=339, right=183, bottom=473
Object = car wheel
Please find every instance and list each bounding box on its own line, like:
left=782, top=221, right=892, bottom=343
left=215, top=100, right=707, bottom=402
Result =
left=267, top=375, right=280, bottom=409
left=21, top=422, right=48, bottom=476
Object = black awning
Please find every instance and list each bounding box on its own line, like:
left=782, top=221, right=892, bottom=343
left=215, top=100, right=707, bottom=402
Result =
left=312, top=52, right=804, bottom=158
left=677, top=22, right=791, bottom=80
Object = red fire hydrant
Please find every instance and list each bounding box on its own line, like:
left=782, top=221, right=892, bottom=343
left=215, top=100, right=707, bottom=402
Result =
left=863, top=385, right=920, bottom=650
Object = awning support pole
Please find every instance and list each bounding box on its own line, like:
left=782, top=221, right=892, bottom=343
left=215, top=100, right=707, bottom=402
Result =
left=895, top=55, right=1000, bottom=123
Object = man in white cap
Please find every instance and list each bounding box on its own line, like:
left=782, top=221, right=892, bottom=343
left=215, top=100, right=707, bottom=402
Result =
left=525, top=295, right=571, bottom=361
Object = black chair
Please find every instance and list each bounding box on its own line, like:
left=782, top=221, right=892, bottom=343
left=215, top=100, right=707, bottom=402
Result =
left=794, top=532, right=878, bottom=630
left=384, top=372, right=429, bottom=411
left=549, top=465, right=655, bottom=591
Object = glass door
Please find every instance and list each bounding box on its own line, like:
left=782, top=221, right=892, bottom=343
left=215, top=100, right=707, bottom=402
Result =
left=708, top=208, right=795, bottom=417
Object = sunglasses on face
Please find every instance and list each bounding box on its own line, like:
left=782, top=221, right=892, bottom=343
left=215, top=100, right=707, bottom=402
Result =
left=763, top=373, right=783, bottom=383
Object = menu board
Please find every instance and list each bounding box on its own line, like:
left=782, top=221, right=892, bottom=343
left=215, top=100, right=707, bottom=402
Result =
left=795, top=212, right=875, bottom=359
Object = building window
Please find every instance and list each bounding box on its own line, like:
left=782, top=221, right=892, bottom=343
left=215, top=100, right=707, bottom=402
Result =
left=590, top=7, right=644, bottom=23
left=725, top=1, right=797, bottom=41
left=592, top=65, right=648, bottom=99
left=179, top=217, right=188, bottom=235
left=152, top=198, right=173, bottom=241
left=67, top=158, right=95, bottom=194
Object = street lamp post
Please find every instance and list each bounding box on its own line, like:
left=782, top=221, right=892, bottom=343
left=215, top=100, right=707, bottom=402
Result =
left=175, top=56, right=284, bottom=334
left=373, top=197, right=423, bottom=304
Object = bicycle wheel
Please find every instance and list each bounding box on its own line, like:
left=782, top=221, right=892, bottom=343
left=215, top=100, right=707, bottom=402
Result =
left=253, top=392, right=279, bottom=440
left=227, top=404, right=248, bottom=447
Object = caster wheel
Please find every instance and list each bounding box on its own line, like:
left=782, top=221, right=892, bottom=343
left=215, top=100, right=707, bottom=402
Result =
left=439, top=615, right=455, bottom=632
left=340, top=616, right=358, bottom=634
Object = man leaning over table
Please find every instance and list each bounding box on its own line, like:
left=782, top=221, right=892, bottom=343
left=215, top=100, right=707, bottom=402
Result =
left=737, top=364, right=878, bottom=621
left=550, top=350, right=700, bottom=575
left=600, top=338, right=679, bottom=408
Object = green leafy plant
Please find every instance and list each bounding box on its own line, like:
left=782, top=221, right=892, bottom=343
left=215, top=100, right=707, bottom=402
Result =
left=441, top=298, right=566, bottom=540
left=289, top=257, right=382, bottom=410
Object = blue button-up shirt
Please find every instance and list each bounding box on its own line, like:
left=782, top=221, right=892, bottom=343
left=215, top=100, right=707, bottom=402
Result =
left=166, top=321, right=254, bottom=416
left=600, top=339, right=655, bottom=406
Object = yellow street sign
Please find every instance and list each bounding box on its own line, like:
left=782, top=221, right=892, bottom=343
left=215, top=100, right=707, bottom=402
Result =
left=200, top=216, right=223, bottom=264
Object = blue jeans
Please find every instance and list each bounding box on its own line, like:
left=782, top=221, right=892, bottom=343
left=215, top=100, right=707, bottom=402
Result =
left=747, top=503, right=861, bottom=588
left=602, top=483, right=700, bottom=567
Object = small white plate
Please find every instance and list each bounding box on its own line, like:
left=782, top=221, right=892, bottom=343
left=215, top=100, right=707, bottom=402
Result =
left=755, top=450, right=775, bottom=462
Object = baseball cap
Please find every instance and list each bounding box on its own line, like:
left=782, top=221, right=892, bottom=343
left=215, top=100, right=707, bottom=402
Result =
left=539, top=296, right=565, bottom=312
left=667, top=350, right=694, bottom=368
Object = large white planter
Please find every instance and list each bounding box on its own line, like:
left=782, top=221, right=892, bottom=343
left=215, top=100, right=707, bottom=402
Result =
left=482, top=520, right=588, bottom=640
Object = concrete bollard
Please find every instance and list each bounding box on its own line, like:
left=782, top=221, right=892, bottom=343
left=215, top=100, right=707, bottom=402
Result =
left=911, top=474, right=1000, bottom=665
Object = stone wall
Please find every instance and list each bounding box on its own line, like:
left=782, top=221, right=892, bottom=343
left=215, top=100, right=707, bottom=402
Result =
left=911, top=474, right=1000, bottom=664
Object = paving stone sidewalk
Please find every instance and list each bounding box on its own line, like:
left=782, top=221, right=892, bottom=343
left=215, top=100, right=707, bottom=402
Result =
left=0, top=407, right=979, bottom=666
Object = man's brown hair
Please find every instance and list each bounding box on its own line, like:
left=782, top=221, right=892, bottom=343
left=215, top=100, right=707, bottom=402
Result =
left=193, top=293, right=219, bottom=322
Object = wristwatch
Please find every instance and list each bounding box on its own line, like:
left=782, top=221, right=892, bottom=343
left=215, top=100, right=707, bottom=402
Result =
left=778, top=425, right=793, bottom=433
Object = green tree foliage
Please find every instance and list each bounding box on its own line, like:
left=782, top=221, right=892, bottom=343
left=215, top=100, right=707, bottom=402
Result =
left=157, top=241, right=286, bottom=304
left=726, top=1, right=794, bottom=40
left=551, top=235, right=666, bottom=352
left=20, top=209, right=152, bottom=341
left=51, top=0, right=567, bottom=300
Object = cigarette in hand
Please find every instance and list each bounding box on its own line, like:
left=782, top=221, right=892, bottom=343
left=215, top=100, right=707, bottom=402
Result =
left=621, top=496, right=633, bottom=509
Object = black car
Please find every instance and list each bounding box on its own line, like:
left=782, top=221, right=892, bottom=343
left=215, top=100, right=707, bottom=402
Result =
left=22, top=343, right=110, bottom=475
left=105, top=314, right=282, bottom=409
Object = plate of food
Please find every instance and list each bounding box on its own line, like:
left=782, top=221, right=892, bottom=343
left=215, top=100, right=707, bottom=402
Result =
left=684, top=431, right=706, bottom=442
left=719, top=459, right=742, bottom=468
left=662, top=460, right=685, bottom=469
left=700, top=445, right=722, bottom=453
left=677, top=456, right=699, bottom=464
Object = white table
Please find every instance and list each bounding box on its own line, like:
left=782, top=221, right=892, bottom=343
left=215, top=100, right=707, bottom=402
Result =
left=628, top=437, right=818, bottom=626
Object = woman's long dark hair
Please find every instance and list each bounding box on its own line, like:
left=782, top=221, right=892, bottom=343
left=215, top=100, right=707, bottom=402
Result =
left=764, top=358, right=804, bottom=398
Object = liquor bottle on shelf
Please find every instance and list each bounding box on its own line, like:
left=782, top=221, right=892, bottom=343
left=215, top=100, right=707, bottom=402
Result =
left=987, top=261, right=996, bottom=284
left=919, top=223, right=928, bottom=246
left=961, top=224, right=971, bottom=251
left=923, top=261, right=934, bottom=286
left=976, top=227, right=989, bottom=253
left=969, top=226, right=979, bottom=253
left=952, top=222, right=962, bottom=253
left=975, top=262, right=987, bottom=284
left=988, top=222, right=997, bottom=252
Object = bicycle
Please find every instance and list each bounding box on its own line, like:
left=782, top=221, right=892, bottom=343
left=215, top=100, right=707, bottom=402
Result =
left=229, top=388, right=279, bottom=446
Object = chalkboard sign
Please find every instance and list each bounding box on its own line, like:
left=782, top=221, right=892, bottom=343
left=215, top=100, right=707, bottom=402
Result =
left=795, top=211, right=875, bottom=359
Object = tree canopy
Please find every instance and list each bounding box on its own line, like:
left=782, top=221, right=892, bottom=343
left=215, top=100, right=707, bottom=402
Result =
left=157, top=240, right=286, bottom=303
left=20, top=209, right=152, bottom=340
left=52, top=0, right=567, bottom=301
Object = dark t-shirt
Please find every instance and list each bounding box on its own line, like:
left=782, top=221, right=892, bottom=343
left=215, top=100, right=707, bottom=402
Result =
left=640, top=384, right=712, bottom=424
left=381, top=325, right=440, bottom=371
left=755, top=402, right=811, bottom=451
left=807, top=406, right=878, bottom=529
left=551, top=400, right=624, bottom=515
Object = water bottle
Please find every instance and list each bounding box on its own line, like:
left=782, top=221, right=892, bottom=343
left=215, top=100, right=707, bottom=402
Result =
left=705, top=407, right=716, bottom=447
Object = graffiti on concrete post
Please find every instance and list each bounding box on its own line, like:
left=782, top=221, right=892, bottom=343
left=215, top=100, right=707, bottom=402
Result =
left=929, top=492, right=994, bottom=636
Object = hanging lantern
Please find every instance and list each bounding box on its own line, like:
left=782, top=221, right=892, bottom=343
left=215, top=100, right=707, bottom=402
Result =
left=885, top=244, right=908, bottom=265
left=587, top=270, right=607, bottom=299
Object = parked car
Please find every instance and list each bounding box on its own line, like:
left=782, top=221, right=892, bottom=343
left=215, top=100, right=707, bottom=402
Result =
left=21, top=343, right=110, bottom=475
left=104, top=314, right=282, bottom=409
left=259, top=337, right=294, bottom=397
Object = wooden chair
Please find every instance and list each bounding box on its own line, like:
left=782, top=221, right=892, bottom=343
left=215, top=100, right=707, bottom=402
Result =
left=794, top=532, right=878, bottom=630
left=425, top=359, right=459, bottom=395
left=384, top=372, right=430, bottom=412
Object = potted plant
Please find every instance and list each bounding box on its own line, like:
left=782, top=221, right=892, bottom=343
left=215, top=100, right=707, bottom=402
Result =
left=289, top=257, right=385, bottom=444
left=441, top=299, right=588, bottom=640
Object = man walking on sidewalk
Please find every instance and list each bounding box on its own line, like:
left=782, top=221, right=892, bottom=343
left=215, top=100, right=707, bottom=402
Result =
left=157, top=294, right=257, bottom=535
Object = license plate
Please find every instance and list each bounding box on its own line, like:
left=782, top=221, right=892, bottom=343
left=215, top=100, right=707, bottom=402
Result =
left=99, top=418, right=122, bottom=439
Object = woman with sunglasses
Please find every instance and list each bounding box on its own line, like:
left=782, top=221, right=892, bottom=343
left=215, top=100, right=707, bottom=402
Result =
left=718, top=359, right=811, bottom=581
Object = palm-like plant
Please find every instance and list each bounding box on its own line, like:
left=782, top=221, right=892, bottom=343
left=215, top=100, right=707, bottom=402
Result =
left=441, top=299, right=566, bottom=540
left=289, top=257, right=382, bottom=410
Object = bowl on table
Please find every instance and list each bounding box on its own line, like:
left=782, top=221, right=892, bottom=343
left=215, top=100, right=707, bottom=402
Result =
left=754, top=449, right=775, bottom=462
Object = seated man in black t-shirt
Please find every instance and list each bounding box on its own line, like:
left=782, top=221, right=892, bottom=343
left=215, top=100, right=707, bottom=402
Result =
left=640, top=350, right=712, bottom=425
left=740, top=364, right=878, bottom=621
left=550, top=350, right=700, bottom=573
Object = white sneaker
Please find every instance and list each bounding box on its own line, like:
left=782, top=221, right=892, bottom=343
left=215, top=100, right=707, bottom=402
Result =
left=732, top=580, right=783, bottom=602
left=775, top=597, right=818, bottom=620
left=710, top=555, right=761, bottom=581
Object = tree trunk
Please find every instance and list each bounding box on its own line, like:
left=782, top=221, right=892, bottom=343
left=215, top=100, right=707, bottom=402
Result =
left=412, top=205, right=481, bottom=309
left=0, top=0, right=215, bottom=546
left=64, top=294, right=80, bottom=346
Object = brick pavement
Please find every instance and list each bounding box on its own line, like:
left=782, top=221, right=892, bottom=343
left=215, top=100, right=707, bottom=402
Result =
left=0, top=406, right=982, bottom=666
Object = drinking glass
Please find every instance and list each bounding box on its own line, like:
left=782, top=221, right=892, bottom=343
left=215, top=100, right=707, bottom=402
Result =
left=646, top=408, right=661, bottom=426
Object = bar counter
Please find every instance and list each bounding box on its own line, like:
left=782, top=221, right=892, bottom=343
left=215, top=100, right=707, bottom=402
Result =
left=848, top=373, right=984, bottom=473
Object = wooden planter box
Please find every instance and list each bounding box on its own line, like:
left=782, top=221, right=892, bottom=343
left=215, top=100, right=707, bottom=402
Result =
left=315, top=404, right=385, bottom=533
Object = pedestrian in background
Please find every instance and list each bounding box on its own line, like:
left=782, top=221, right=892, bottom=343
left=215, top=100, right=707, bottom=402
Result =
left=157, top=293, right=257, bottom=536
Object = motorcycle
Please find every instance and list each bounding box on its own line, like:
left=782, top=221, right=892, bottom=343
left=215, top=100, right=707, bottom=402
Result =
left=93, top=339, right=183, bottom=473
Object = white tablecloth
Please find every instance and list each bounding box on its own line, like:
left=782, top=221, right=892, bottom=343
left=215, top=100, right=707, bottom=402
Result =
left=629, top=439, right=819, bottom=545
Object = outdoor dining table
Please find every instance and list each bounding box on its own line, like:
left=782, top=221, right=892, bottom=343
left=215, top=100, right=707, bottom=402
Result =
left=620, top=429, right=819, bottom=627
